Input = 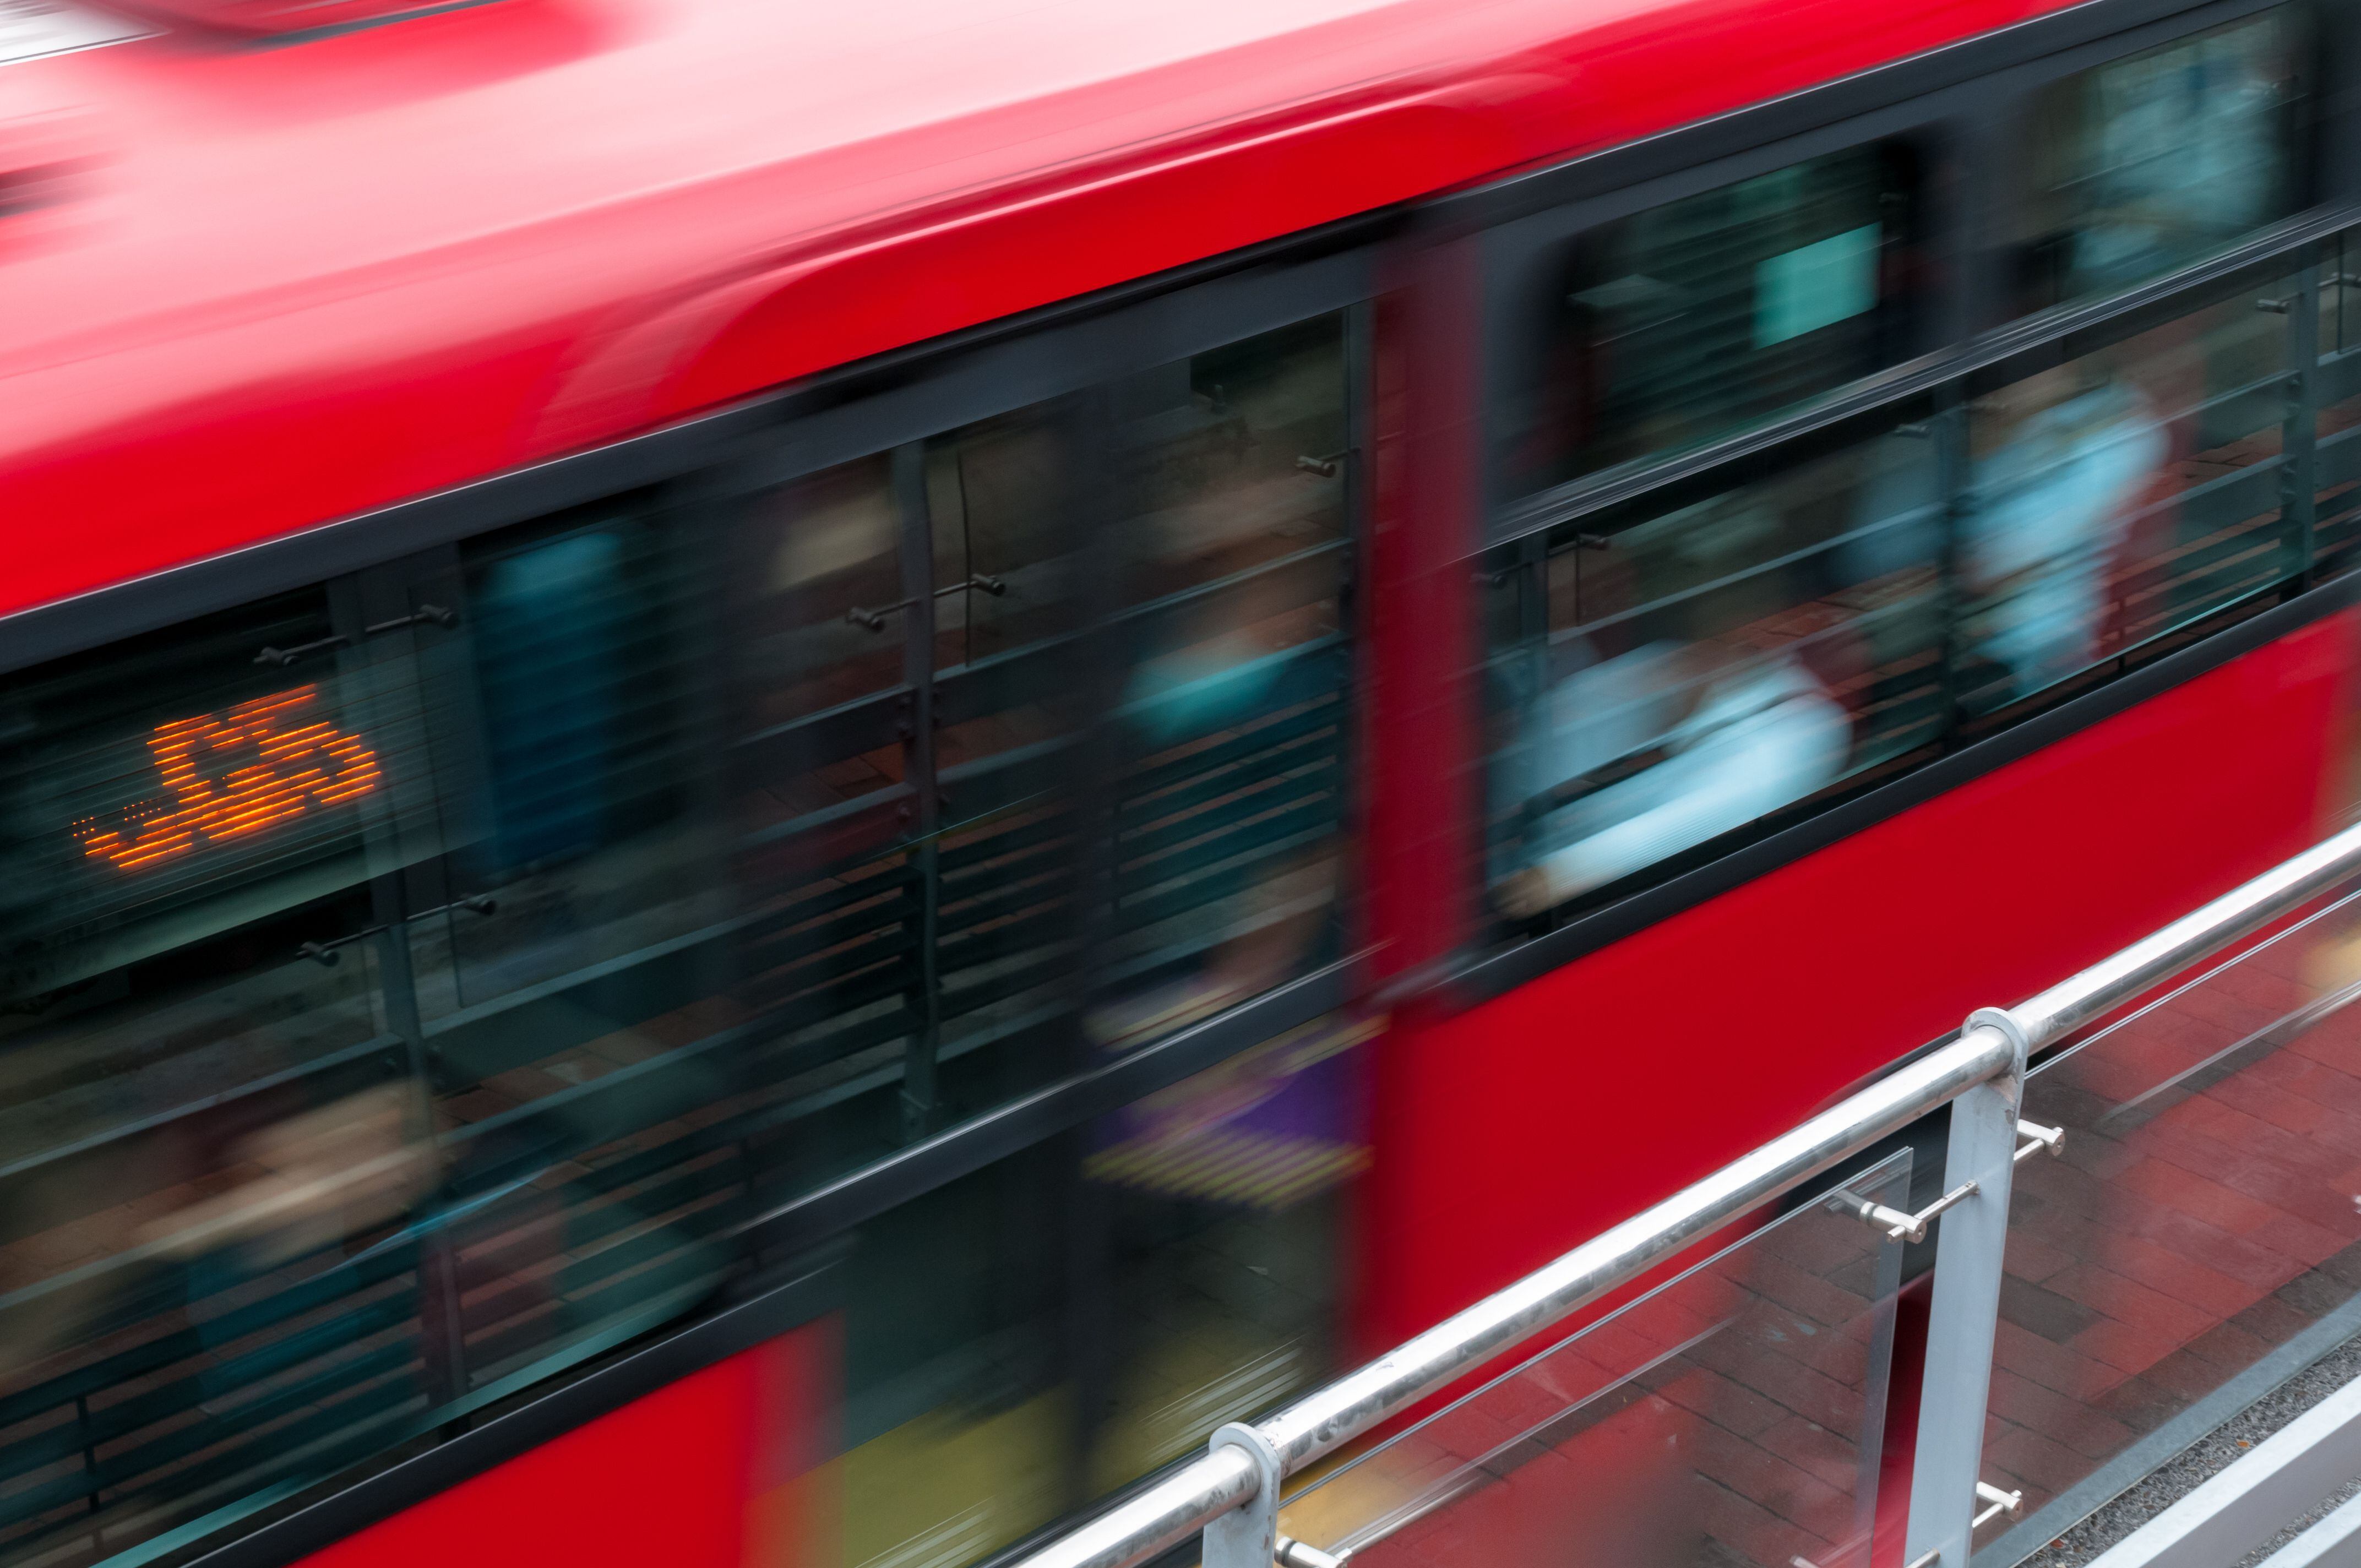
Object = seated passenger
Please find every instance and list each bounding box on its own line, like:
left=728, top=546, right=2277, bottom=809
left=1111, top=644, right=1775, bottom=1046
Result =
left=1493, top=636, right=1852, bottom=918
left=1957, top=373, right=2166, bottom=706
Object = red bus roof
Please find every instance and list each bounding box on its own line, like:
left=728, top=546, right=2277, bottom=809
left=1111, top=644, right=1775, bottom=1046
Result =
left=0, top=0, right=2062, bottom=623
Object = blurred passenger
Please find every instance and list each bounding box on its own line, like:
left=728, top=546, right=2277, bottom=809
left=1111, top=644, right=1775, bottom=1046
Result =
left=1493, top=634, right=1850, bottom=918
left=134, top=1083, right=436, bottom=1391
left=1086, top=556, right=1341, bottom=1050
left=1491, top=480, right=1861, bottom=921
left=1957, top=368, right=2166, bottom=706
left=138, top=1084, right=434, bottom=1271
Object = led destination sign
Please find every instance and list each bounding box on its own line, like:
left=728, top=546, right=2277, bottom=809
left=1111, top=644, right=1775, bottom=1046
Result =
left=72, top=684, right=381, bottom=872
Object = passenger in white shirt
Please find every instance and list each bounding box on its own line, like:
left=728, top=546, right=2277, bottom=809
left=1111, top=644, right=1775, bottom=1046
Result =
left=1493, top=638, right=1852, bottom=917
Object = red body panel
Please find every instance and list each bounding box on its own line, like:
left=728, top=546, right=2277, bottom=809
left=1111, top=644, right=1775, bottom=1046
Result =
left=1354, top=613, right=2361, bottom=1354
left=6, top=0, right=2068, bottom=620
left=287, top=1322, right=835, bottom=1568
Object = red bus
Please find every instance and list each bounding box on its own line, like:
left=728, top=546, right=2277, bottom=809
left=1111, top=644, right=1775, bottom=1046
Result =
left=2, top=0, right=2357, bottom=1562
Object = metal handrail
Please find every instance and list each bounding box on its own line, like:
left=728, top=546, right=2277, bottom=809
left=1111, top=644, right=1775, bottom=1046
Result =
left=1011, top=816, right=2361, bottom=1568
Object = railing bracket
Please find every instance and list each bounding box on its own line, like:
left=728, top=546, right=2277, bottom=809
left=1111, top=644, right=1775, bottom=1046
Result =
left=2012, top=1118, right=2065, bottom=1164
left=1829, top=1178, right=1980, bottom=1244
left=1973, top=1480, right=2025, bottom=1529
left=1275, top=1537, right=1347, bottom=1568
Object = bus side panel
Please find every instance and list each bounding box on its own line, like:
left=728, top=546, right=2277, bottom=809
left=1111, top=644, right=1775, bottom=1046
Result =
left=290, top=1320, right=837, bottom=1568
left=1354, top=609, right=2361, bottom=1353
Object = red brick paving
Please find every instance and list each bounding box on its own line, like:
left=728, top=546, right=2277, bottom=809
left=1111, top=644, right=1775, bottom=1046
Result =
left=1981, top=936, right=2361, bottom=1526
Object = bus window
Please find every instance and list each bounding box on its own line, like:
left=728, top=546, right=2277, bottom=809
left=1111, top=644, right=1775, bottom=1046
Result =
left=1511, top=141, right=1929, bottom=492
left=439, top=508, right=723, bottom=1000
left=2316, top=233, right=2361, bottom=574
left=838, top=1010, right=1369, bottom=1568
left=1484, top=417, right=1943, bottom=922
left=1959, top=286, right=2296, bottom=711
left=0, top=598, right=443, bottom=1555
left=1092, top=315, right=1351, bottom=1051
left=2005, top=9, right=2303, bottom=318
left=1483, top=277, right=2304, bottom=931
left=735, top=314, right=1354, bottom=1183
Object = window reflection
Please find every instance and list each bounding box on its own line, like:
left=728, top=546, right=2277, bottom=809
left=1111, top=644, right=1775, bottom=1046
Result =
left=2008, top=10, right=2302, bottom=316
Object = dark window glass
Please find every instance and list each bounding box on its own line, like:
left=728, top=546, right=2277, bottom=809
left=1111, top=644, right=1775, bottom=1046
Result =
left=838, top=1016, right=1369, bottom=1566
left=0, top=597, right=444, bottom=1568
left=405, top=502, right=742, bottom=1395
left=2315, top=233, right=2361, bottom=573
left=0, top=314, right=1360, bottom=1568
left=1483, top=284, right=2302, bottom=930
left=429, top=506, right=724, bottom=1000
left=2006, top=10, right=2303, bottom=317
left=1510, top=143, right=1928, bottom=492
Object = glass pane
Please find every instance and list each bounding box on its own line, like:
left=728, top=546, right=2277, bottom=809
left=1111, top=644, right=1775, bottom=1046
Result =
left=1510, top=141, right=1927, bottom=491
left=1483, top=417, right=1944, bottom=924
left=0, top=314, right=1360, bottom=1568
left=394, top=505, right=743, bottom=1391
left=838, top=1011, right=1373, bottom=1568
left=1960, top=288, right=2296, bottom=712
left=1092, top=316, right=1351, bottom=1050
left=427, top=506, right=728, bottom=1000
left=2005, top=10, right=2303, bottom=318
left=0, top=598, right=444, bottom=1568
left=743, top=452, right=907, bottom=816
left=2314, top=236, right=2361, bottom=575
left=1282, top=1151, right=1911, bottom=1568
left=729, top=315, right=1356, bottom=1197
left=1977, top=886, right=2361, bottom=1556
left=924, top=403, right=1093, bottom=1123
left=931, top=412, right=1084, bottom=678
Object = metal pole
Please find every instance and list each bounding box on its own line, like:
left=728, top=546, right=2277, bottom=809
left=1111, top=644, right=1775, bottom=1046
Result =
left=1902, top=1017, right=2027, bottom=1568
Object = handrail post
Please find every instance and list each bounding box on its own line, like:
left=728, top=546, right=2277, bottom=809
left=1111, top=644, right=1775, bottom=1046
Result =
left=1902, top=1011, right=2030, bottom=1568
left=1204, top=1423, right=1282, bottom=1568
